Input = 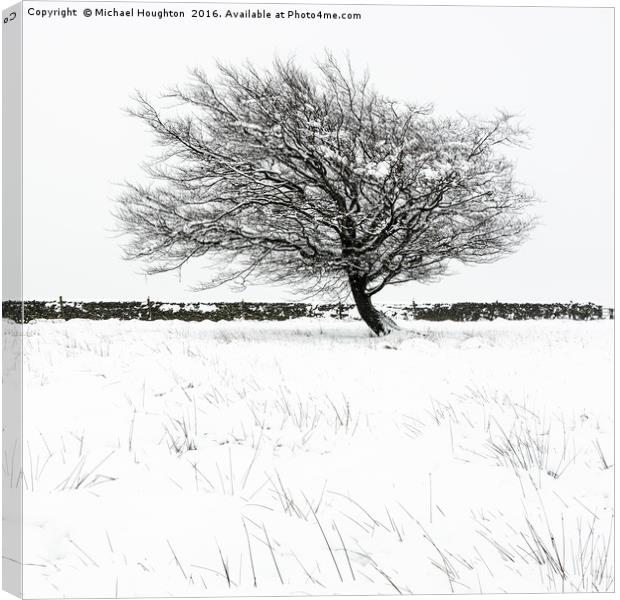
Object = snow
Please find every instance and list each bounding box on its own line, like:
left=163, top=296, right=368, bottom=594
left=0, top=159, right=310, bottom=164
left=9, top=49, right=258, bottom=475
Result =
left=373, top=161, right=391, bottom=179
left=199, top=303, right=220, bottom=313
left=158, top=303, right=181, bottom=313
left=13, top=318, right=613, bottom=596
left=233, top=121, right=265, bottom=132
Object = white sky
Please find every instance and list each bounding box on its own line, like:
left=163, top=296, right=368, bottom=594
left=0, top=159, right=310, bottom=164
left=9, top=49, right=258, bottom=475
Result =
left=19, top=1, right=613, bottom=305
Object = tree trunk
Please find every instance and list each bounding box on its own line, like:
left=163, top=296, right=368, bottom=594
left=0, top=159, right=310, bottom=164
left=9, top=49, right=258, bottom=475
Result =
left=349, top=276, right=399, bottom=336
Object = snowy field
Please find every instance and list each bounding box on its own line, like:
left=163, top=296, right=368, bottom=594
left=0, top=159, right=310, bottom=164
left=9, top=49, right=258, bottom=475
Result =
left=9, top=317, right=614, bottom=596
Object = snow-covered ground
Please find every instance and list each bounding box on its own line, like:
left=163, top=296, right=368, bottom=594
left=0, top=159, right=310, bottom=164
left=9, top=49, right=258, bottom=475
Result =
left=11, top=318, right=614, bottom=596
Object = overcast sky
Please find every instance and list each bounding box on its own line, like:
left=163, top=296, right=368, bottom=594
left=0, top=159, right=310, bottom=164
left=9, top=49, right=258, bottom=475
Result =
left=21, top=3, right=613, bottom=305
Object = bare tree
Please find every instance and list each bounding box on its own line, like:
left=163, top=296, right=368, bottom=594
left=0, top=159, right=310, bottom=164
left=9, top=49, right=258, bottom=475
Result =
left=116, top=55, right=536, bottom=336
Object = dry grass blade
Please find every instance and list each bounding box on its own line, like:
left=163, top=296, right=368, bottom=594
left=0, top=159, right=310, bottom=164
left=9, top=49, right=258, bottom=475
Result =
left=303, top=493, right=343, bottom=582
left=262, top=523, right=284, bottom=585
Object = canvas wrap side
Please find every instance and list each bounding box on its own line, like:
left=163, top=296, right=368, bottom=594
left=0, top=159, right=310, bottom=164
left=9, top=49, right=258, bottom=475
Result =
left=2, top=2, right=23, bottom=597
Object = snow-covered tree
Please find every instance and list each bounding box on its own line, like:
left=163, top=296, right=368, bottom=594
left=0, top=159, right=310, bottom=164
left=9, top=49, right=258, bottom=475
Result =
left=116, top=55, right=536, bottom=335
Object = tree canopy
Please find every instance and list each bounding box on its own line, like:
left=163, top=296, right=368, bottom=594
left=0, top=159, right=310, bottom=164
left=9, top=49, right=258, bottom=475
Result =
left=116, top=55, right=536, bottom=335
